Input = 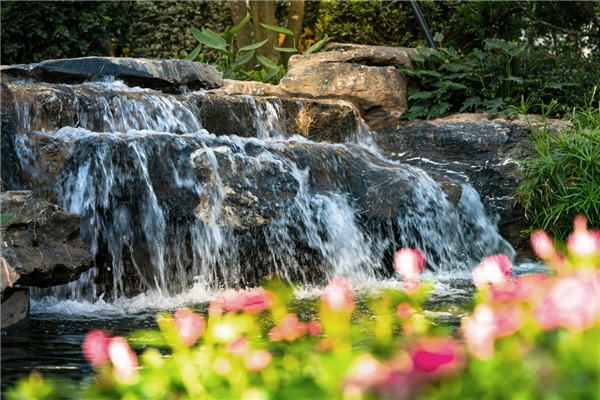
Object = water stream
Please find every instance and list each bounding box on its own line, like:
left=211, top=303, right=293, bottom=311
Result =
left=2, top=78, right=527, bottom=390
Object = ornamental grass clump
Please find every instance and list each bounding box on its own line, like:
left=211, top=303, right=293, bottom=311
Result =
left=516, top=92, right=599, bottom=240
left=7, top=218, right=600, bottom=400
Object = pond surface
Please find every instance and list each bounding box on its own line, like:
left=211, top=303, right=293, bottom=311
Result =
left=1, top=263, right=544, bottom=394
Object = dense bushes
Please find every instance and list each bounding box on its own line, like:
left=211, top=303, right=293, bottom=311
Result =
left=1, top=1, right=131, bottom=64
left=129, top=1, right=232, bottom=61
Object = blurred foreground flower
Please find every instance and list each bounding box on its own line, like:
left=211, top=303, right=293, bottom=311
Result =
left=174, top=307, right=206, bottom=346
left=107, top=337, right=138, bottom=382
left=210, top=288, right=274, bottom=316
left=472, top=254, right=512, bottom=288
left=321, top=276, right=355, bottom=313
left=82, top=330, right=111, bottom=367
left=394, top=248, right=425, bottom=294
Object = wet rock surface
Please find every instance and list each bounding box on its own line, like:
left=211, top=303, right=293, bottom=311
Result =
left=1, top=57, right=223, bottom=93
left=376, top=117, right=536, bottom=248
left=0, top=191, right=94, bottom=288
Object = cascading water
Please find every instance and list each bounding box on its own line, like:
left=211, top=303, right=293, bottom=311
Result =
left=7, top=78, right=514, bottom=303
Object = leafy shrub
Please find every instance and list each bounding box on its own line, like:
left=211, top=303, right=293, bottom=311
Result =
left=526, top=52, right=600, bottom=117
left=129, top=1, right=232, bottom=61
left=7, top=222, right=600, bottom=400
left=1, top=1, right=130, bottom=65
left=399, top=36, right=534, bottom=120
left=516, top=96, right=600, bottom=240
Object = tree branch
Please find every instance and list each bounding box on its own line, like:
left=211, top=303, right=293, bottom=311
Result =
left=578, top=0, right=600, bottom=30
left=517, top=4, right=600, bottom=38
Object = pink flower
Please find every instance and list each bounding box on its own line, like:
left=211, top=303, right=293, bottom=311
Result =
left=322, top=277, right=355, bottom=314
left=394, top=249, right=425, bottom=278
left=472, top=254, right=513, bottom=288
left=490, top=273, right=549, bottom=303
left=534, top=272, right=600, bottom=332
left=173, top=307, right=206, bottom=347
left=107, top=337, right=138, bottom=382
left=396, top=302, right=414, bottom=320
left=531, top=231, right=555, bottom=260
left=492, top=304, right=525, bottom=337
left=308, top=320, right=323, bottom=336
left=407, top=338, right=465, bottom=377
left=345, top=354, right=387, bottom=389
left=226, top=336, right=250, bottom=357
left=462, top=304, right=498, bottom=360
left=82, top=330, right=111, bottom=367
left=567, top=216, right=598, bottom=257
left=243, top=349, right=272, bottom=372
left=216, top=288, right=274, bottom=315
left=268, top=314, right=308, bottom=342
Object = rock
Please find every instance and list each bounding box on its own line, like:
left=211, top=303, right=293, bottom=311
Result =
left=0, top=191, right=94, bottom=288
left=375, top=115, right=547, bottom=248
left=280, top=51, right=407, bottom=130
left=322, top=42, right=416, bottom=68
left=190, top=146, right=300, bottom=230
left=1, top=287, right=30, bottom=334
left=0, top=64, right=39, bottom=83
left=209, top=44, right=412, bottom=130
left=2, top=57, right=223, bottom=93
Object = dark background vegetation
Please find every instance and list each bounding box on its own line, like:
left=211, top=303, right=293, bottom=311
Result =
left=2, top=1, right=599, bottom=65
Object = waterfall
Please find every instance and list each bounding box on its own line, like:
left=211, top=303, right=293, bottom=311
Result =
left=7, top=79, right=514, bottom=301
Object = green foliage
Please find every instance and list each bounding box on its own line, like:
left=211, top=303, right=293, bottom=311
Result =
left=1, top=1, right=131, bottom=64
left=516, top=95, right=600, bottom=239
left=188, top=17, right=331, bottom=85
left=129, top=0, right=232, bottom=61
left=399, top=36, right=534, bottom=120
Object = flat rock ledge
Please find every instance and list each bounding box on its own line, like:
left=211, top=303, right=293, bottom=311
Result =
left=0, top=57, right=223, bottom=93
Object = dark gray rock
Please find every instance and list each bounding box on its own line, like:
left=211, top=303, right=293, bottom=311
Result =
left=0, top=191, right=94, bottom=288
left=2, top=57, right=223, bottom=93
left=376, top=118, right=534, bottom=248
left=1, top=287, right=30, bottom=334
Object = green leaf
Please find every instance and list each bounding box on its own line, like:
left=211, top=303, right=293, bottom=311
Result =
left=184, top=44, right=202, bottom=61
left=409, top=91, right=432, bottom=100
left=1, top=213, right=14, bottom=225
left=303, top=35, right=332, bottom=55
left=260, top=23, right=294, bottom=36
left=239, top=38, right=269, bottom=52
left=223, top=26, right=232, bottom=43
left=233, top=49, right=255, bottom=66
left=274, top=46, right=297, bottom=53
left=230, top=12, right=251, bottom=35
left=256, top=53, right=278, bottom=69
left=192, top=29, right=220, bottom=49
left=409, top=52, right=425, bottom=62
left=216, top=48, right=235, bottom=58
left=201, top=28, right=227, bottom=49
left=263, top=66, right=280, bottom=83
left=460, top=96, right=483, bottom=112
left=433, top=32, right=444, bottom=44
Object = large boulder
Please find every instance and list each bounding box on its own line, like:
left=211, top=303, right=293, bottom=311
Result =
left=209, top=43, right=414, bottom=130
left=375, top=114, right=569, bottom=248
left=0, top=191, right=94, bottom=288
left=1, top=57, right=223, bottom=93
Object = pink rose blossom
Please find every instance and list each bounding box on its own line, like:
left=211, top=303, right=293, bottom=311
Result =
left=226, top=336, right=250, bottom=357
left=268, top=314, right=308, bottom=342
left=173, top=307, right=206, bottom=347
left=492, top=304, right=525, bottom=337
left=216, top=288, right=274, bottom=315
left=345, top=354, right=387, bottom=389
left=462, top=304, right=498, bottom=360
left=531, top=231, right=556, bottom=260
left=82, top=330, right=111, bottom=367
left=322, top=277, right=355, bottom=314
left=396, top=302, right=414, bottom=320
left=534, top=272, right=600, bottom=332
left=407, top=338, right=465, bottom=377
left=107, top=337, right=138, bottom=382
left=490, top=273, right=549, bottom=303
left=243, top=349, right=272, bottom=372
left=394, top=249, right=426, bottom=293
left=567, top=216, right=598, bottom=257
left=472, top=254, right=513, bottom=288
left=308, top=320, right=323, bottom=336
